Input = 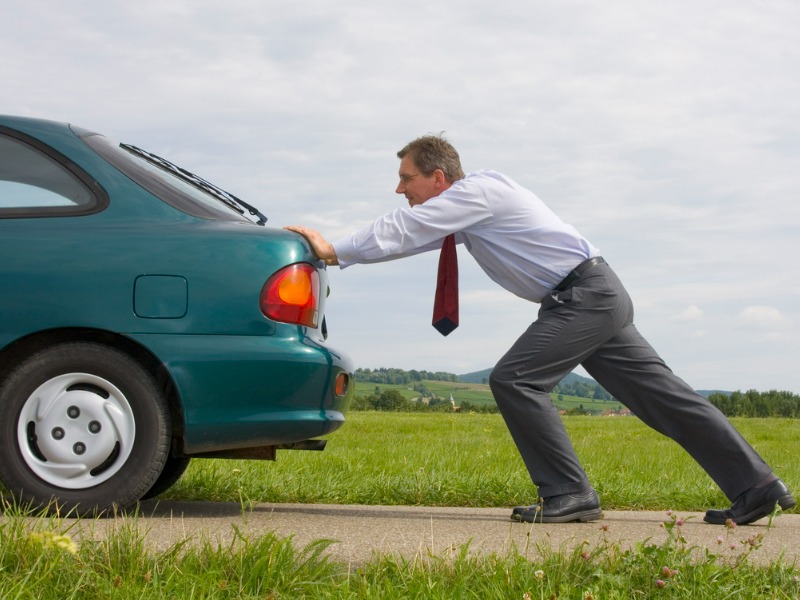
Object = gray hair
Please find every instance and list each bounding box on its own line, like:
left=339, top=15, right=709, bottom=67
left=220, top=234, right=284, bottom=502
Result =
left=397, top=134, right=465, bottom=183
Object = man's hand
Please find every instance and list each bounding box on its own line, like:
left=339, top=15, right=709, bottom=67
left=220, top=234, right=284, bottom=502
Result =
left=284, top=225, right=339, bottom=266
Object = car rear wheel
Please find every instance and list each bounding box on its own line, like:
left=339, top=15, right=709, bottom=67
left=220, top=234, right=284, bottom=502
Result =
left=0, top=342, right=170, bottom=516
left=142, top=456, right=191, bottom=500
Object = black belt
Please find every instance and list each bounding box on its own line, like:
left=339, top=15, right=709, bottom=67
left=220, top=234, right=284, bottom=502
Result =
left=553, top=256, right=606, bottom=292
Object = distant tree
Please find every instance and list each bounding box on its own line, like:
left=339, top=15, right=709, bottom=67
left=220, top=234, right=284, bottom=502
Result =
left=355, top=367, right=459, bottom=384
left=412, top=383, right=432, bottom=397
left=371, top=389, right=410, bottom=411
left=349, top=395, right=372, bottom=410
left=708, top=389, right=800, bottom=418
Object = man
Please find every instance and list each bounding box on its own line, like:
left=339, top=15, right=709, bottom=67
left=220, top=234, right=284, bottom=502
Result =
left=286, top=135, right=795, bottom=525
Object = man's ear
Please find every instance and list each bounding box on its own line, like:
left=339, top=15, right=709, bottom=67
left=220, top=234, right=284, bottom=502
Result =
left=433, top=169, right=448, bottom=189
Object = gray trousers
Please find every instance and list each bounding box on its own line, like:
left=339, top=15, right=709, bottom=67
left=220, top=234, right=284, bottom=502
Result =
left=489, top=261, right=773, bottom=500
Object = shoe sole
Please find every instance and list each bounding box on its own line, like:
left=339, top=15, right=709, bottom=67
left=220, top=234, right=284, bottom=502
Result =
left=704, top=494, right=797, bottom=525
left=511, top=508, right=604, bottom=524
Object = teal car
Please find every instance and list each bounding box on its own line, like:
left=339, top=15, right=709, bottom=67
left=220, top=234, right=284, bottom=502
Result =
left=0, top=115, right=354, bottom=515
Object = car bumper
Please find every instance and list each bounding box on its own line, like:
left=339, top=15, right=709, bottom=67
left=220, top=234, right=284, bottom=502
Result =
left=128, top=332, right=354, bottom=454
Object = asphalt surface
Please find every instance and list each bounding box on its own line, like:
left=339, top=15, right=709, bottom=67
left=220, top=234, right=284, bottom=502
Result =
left=56, top=501, right=800, bottom=566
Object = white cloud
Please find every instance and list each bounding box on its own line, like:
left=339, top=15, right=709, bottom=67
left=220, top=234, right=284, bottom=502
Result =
left=671, top=306, right=704, bottom=322
left=737, top=306, right=785, bottom=328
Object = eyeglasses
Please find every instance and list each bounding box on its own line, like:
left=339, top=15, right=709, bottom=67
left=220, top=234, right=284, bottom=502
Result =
left=398, top=173, right=421, bottom=184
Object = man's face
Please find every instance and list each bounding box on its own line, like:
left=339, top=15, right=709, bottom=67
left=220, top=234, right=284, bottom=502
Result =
left=395, top=155, right=440, bottom=207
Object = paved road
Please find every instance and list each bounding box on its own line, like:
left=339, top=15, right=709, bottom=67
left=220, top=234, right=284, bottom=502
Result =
left=60, top=501, right=800, bottom=566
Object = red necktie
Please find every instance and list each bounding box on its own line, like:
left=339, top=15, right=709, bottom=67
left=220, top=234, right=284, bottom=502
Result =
left=432, top=234, right=459, bottom=336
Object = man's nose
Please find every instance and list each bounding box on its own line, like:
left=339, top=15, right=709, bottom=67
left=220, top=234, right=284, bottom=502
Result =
left=395, top=181, right=405, bottom=194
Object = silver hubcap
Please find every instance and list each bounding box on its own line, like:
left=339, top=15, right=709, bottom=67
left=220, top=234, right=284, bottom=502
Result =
left=17, top=373, right=136, bottom=489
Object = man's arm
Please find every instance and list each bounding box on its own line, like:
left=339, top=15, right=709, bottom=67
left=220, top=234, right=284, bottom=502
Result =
left=283, top=225, right=339, bottom=266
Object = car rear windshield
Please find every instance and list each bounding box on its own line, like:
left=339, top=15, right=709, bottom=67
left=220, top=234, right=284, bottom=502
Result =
left=82, top=131, right=267, bottom=225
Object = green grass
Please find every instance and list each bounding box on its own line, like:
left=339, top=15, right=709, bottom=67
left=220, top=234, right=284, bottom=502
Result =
left=1, top=507, right=798, bottom=599
left=1, top=413, right=798, bottom=598
left=163, top=413, right=798, bottom=513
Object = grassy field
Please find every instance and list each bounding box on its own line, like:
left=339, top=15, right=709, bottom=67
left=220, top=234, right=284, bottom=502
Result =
left=165, top=412, right=798, bottom=512
left=2, top=412, right=798, bottom=598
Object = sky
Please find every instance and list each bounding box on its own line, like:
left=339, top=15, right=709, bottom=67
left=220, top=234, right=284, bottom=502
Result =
left=3, top=0, right=799, bottom=393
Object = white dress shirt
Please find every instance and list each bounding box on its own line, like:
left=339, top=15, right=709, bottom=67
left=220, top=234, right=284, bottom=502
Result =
left=333, top=170, right=600, bottom=303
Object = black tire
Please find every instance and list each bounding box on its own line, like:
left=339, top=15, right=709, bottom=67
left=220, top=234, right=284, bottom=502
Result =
left=141, top=456, right=191, bottom=500
left=0, top=342, right=170, bottom=516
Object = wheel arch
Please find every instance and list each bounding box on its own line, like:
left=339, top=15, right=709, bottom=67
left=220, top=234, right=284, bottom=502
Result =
left=0, top=328, right=185, bottom=447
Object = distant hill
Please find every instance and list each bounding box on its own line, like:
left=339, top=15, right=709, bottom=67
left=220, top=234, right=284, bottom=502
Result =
left=459, top=368, right=596, bottom=387
left=457, top=368, right=492, bottom=384
left=459, top=368, right=731, bottom=400
left=355, top=367, right=731, bottom=403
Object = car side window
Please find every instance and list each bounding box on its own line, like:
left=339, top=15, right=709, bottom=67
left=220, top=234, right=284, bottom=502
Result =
left=0, top=133, right=96, bottom=216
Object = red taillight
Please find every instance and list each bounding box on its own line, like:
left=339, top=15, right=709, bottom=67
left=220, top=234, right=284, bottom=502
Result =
left=260, top=263, right=320, bottom=327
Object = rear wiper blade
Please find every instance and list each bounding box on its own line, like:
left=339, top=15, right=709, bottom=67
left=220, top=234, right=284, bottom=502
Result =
left=120, top=143, right=267, bottom=225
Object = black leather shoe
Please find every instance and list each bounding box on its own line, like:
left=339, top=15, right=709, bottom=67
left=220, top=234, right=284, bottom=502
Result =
left=511, top=490, right=603, bottom=523
left=704, top=478, right=796, bottom=525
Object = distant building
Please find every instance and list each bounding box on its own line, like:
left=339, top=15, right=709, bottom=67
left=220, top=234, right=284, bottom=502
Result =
left=602, top=408, right=633, bottom=417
